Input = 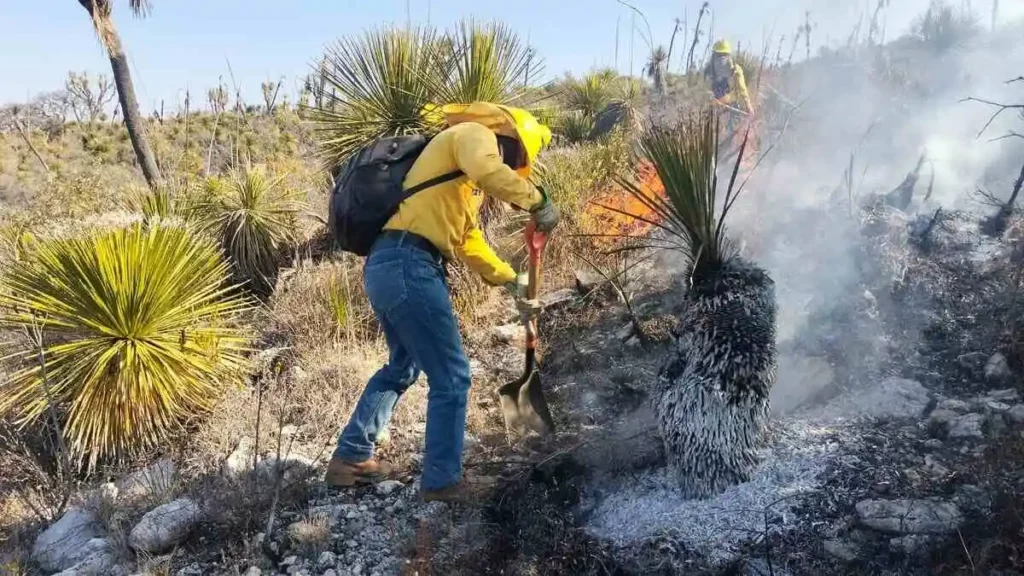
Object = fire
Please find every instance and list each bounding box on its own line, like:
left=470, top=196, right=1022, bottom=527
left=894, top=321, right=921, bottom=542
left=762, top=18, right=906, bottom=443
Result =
left=582, top=161, right=664, bottom=247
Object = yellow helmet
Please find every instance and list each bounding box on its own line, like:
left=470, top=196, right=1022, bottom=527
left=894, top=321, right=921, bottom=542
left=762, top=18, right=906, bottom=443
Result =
left=712, top=39, right=732, bottom=55
left=495, top=105, right=552, bottom=166
left=438, top=102, right=552, bottom=178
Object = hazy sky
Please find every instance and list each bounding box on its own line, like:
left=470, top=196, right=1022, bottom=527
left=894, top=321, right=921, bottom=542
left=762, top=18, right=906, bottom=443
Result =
left=0, top=0, right=1016, bottom=108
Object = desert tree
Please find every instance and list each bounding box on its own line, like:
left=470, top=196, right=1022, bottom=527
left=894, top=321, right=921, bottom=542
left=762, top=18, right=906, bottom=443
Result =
left=261, top=78, right=284, bottom=115
left=75, top=0, right=161, bottom=188
left=65, top=71, right=116, bottom=124
left=645, top=46, right=668, bottom=94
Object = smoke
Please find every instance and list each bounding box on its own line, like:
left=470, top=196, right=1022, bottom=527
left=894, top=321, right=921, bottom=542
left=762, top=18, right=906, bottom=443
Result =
left=725, top=15, right=1024, bottom=413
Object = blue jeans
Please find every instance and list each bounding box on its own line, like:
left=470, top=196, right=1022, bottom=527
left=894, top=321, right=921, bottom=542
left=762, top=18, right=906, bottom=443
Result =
left=333, top=232, right=472, bottom=491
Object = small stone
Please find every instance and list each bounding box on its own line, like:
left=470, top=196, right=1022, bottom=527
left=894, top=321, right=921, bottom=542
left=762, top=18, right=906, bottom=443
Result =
left=323, top=570, right=338, bottom=576
left=923, top=455, right=950, bottom=478
left=282, top=555, right=299, bottom=566
left=491, top=324, right=525, bottom=345
left=928, top=409, right=959, bottom=427
left=255, top=454, right=316, bottom=484
left=117, top=458, right=177, bottom=501
left=129, top=498, right=203, bottom=554
left=223, top=436, right=256, bottom=478
left=957, top=351, right=987, bottom=370
left=318, top=551, right=337, bottom=566
left=985, top=401, right=1011, bottom=413
left=1008, top=404, right=1024, bottom=424
left=823, top=538, right=860, bottom=562
left=872, top=481, right=892, bottom=495
left=280, top=424, right=299, bottom=437
left=923, top=439, right=944, bottom=450
left=936, top=398, right=970, bottom=413
left=540, top=288, right=576, bottom=309
left=856, top=499, right=963, bottom=534
left=987, top=413, right=1008, bottom=438
left=244, top=568, right=263, bottom=576
left=288, top=365, right=309, bottom=382
left=890, top=534, right=934, bottom=554
left=175, top=563, right=203, bottom=576
left=32, top=508, right=104, bottom=572
left=375, top=480, right=404, bottom=496
left=984, top=353, right=1012, bottom=383
left=51, top=538, right=114, bottom=576
left=615, top=323, right=635, bottom=341
left=346, top=539, right=358, bottom=548
left=948, top=413, right=984, bottom=439
left=988, top=388, right=1020, bottom=403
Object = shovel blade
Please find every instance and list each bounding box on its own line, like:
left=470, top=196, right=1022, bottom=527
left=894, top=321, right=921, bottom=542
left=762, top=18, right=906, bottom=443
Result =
left=499, top=370, right=555, bottom=437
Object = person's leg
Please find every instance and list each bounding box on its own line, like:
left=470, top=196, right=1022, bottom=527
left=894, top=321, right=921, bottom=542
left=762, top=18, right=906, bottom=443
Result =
left=326, top=243, right=420, bottom=487
left=332, top=316, right=419, bottom=462
left=381, top=254, right=472, bottom=492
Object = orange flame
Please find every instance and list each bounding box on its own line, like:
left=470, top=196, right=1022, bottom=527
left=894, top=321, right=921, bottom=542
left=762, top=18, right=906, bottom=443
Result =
left=582, top=161, right=664, bottom=247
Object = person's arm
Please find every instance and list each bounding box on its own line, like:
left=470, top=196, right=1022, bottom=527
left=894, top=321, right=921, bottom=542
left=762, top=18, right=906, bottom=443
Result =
left=452, top=123, right=543, bottom=210
left=733, top=65, right=753, bottom=113
left=456, top=225, right=517, bottom=286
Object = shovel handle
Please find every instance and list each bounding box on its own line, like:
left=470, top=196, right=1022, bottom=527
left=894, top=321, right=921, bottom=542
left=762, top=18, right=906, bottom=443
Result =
left=523, top=221, right=547, bottom=350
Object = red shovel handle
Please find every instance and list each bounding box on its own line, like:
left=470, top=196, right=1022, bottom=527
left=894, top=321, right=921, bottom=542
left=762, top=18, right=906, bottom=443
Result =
left=524, top=221, right=547, bottom=301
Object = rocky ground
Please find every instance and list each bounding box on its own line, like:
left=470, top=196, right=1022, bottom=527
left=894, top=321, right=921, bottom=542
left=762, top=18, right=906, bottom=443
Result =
left=23, top=202, right=1024, bottom=575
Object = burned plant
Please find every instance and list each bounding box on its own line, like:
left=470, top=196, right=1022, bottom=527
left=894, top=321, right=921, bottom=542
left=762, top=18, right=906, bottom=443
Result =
left=613, top=109, right=778, bottom=498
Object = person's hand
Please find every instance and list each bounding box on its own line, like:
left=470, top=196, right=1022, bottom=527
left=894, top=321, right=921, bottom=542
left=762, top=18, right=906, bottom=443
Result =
left=530, top=186, right=561, bottom=233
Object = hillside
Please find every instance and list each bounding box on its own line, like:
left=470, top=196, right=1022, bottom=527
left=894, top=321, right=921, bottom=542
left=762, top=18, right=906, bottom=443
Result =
left=2, top=7, right=1024, bottom=576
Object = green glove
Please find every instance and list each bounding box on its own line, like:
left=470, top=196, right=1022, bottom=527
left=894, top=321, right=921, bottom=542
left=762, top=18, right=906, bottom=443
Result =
left=530, top=186, right=561, bottom=233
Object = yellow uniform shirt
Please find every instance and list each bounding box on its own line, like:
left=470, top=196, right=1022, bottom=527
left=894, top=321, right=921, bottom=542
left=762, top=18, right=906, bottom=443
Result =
left=384, top=121, right=543, bottom=286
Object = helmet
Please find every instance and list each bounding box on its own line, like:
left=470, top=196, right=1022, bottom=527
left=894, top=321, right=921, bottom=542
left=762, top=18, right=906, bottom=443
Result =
left=438, top=102, right=551, bottom=179
left=495, top=105, right=552, bottom=167
left=712, top=39, right=732, bottom=55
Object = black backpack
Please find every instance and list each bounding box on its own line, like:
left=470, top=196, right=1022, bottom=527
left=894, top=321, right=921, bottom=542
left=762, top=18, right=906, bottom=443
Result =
left=328, top=134, right=463, bottom=256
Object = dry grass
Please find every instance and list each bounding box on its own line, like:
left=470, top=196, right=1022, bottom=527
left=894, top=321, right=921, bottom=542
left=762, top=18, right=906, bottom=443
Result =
left=287, top=511, right=332, bottom=553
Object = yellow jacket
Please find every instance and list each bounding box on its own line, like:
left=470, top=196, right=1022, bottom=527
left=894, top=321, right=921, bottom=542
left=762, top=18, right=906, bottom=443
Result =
left=384, top=108, right=543, bottom=286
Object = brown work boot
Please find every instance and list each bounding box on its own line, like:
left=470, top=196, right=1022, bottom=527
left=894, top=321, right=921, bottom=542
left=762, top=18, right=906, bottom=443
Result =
left=420, top=475, right=498, bottom=504
left=324, top=456, right=393, bottom=488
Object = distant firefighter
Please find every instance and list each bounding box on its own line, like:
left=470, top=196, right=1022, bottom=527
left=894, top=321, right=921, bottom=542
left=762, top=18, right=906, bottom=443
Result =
left=704, top=39, right=753, bottom=115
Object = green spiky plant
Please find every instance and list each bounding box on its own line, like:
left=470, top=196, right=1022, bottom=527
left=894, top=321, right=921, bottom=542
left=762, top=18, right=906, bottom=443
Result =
left=563, top=71, right=616, bottom=120
left=612, top=108, right=778, bottom=498
left=202, top=165, right=304, bottom=296
left=0, top=223, right=252, bottom=467
left=429, top=20, right=539, bottom=106
left=305, top=26, right=445, bottom=169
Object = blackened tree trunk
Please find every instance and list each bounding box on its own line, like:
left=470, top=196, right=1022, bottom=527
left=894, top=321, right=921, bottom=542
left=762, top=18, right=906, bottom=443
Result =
left=108, top=34, right=162, bottom=189
left=77, top=0, right=162, bottom=189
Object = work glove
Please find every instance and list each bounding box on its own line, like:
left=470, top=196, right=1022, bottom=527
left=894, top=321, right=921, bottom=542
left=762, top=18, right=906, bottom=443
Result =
left=530, top=186, right=561, bottom=233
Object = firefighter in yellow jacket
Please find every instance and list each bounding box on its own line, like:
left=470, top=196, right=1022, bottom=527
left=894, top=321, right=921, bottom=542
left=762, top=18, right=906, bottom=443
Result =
left=325, top=102, right=559, bottom=502
left=705, top=39, right=753, bottom=114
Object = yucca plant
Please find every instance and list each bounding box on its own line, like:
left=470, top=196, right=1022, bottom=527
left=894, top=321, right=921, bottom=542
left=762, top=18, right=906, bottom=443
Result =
left=202, top=165, right=304, bottom=296
left=556, top=109, right=597, bottom=144
left=0, top=223, right=252, bottom=467
left=563, top=71, right=616, bottom=120
left=305, top=26, right=444, bottom=169
left=429, top=19, right=538, bottom=106
left=612, top=108, right=777, bottom=498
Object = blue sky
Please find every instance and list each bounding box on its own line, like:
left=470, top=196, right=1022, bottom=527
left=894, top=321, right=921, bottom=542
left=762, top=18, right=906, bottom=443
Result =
left=0, top=0, right=1014, bottom=108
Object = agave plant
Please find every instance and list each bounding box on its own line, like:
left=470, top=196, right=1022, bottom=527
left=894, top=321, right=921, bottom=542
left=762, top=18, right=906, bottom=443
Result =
left=0, top=223, right=252, bottom=467
left=613, top=108, right=777, bottom=498
left=429, top=20, right=538, bottom=106
left=305, top=26, right=444, bottom=168
left=563, top=71, right=616, bottom=120
left=203, top=165, right=304, bottom=296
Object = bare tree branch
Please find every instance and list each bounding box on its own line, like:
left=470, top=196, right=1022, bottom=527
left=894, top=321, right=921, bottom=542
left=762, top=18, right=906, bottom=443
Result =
left=960, top=96, right=1024, bottom=138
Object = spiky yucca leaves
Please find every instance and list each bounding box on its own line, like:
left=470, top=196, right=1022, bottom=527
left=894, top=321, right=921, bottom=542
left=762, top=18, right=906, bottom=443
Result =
left=306, top=26, right=444, bottom=168
left=204, top=166, right=304, bottom=296
left=615, top=108, right=777, bottom=498
left=563, top=71, right=616, bottom=120
left=0, top=223, right=252, bottom=467
left=429, top=20, right=538, bottom=106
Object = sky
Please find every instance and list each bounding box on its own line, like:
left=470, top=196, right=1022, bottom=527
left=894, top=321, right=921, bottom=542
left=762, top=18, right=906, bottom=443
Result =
left=0, top=0, right=1018, bottom=108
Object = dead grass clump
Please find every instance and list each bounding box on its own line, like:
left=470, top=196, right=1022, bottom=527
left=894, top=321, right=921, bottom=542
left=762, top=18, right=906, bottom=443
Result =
left=287, top=511, right=331, bottom=553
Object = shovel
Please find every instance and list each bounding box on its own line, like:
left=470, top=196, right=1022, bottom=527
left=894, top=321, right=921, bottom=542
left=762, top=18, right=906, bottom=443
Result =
left=499, top=221, right=556, bottom=438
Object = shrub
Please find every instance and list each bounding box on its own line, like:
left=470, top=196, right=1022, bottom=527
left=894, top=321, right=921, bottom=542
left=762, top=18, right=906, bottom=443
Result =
left=203, top=165, right=305, bottom=296
left=0, top=223, right=253, bottom=467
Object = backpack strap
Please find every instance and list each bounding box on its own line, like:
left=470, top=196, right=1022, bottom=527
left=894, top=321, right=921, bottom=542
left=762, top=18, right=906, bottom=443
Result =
left=403, top=170, right=464, bottom=198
